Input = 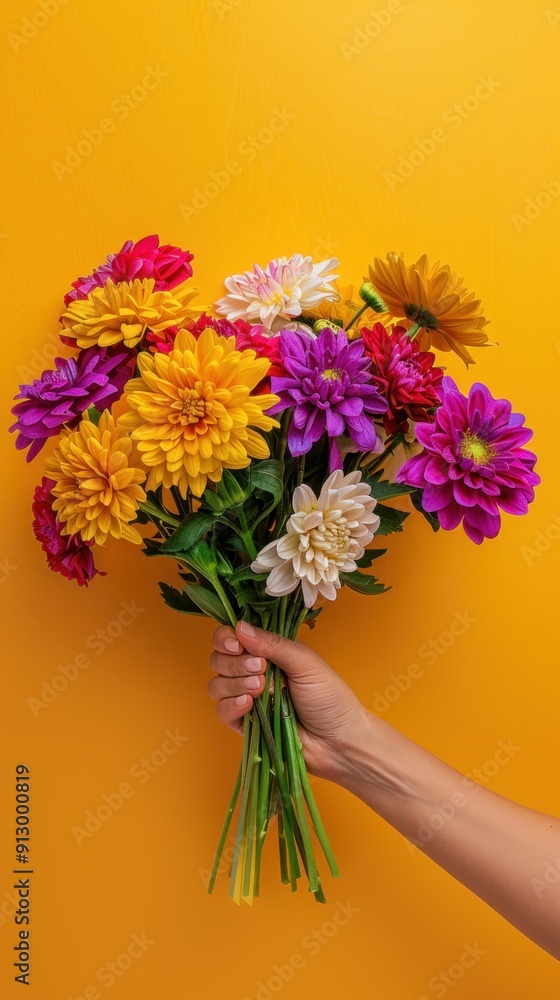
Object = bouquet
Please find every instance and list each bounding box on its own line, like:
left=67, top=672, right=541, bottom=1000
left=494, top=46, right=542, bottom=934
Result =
left=11, top=237, right=539, bottom=904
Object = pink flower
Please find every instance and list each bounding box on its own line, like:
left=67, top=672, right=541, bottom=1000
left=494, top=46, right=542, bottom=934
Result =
left=32, top=478, right=104, bottom=585
left=64, top=236, right=194, bottom=304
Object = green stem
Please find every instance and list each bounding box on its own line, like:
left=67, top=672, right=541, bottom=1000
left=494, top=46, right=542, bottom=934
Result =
left=407, top=321, right=421, bottom=340
left=346, top=301, right=369, bottom=330
left=238, top=507, right=258, bottom=560
left=281, top=690, right=322, bottom=898
left=213, top=578, right=238, bottom=628
left=289, top=711, right=339, bottom=877
left=138, top=500, right=180, bottom=528
left=229, top=708, right=261, bottom=901
left=207, top=758, right=243, bottom=894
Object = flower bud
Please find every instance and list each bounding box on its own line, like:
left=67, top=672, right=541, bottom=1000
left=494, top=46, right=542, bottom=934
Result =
left=313, top=319, right=343, bottom=334
left=359, top=282, right=387, bottom=313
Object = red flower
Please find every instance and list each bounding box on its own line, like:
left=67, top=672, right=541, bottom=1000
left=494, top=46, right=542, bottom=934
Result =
left=32, top=478, right=104, bottom=586
left=233, top=320, right=283, bottom=392
left=361, top=323, right=443, bottom=435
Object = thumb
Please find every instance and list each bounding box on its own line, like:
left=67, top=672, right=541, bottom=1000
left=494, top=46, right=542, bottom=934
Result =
left=235, top=621, right=325, bottom=683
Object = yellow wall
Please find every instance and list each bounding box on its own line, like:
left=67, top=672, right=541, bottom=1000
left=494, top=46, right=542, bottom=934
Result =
left=2, top=1, right=559, bottom=996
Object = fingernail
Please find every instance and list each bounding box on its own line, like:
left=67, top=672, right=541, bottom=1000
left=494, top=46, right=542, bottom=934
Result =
left=245, top=656, right=264, bottom=672
left=238, top=621, right=256, bottom=638
left=225, top=638, right=241, bottom=652
left=245, top=675, right=261, bottom=690
left=235, top=694, right=249, bottom=706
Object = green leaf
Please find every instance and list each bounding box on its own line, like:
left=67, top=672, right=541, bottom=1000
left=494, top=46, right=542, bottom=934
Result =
left=410, top=488, right=440, bottom=532
left=158, top=582, right=205, bottom=616
left=159, top=512, right=215, bottom=554
left=303, top=607, right=323, bottom=630
left=356, top=547, right=387, bottom=568
left=250, top=459, right=284, bottom=503
left=183, top=583, right=232, bottom=625
left=339, top=571, right=389, bottom=596
left=174, top=539, right=218, bottom=582
left=229, top=564, right=268, bottom=586
left=375, top=502, right=409, bottom=536
left=87, top=405, right=102, bottom=426
left=365, top=471, right=414, bottom=501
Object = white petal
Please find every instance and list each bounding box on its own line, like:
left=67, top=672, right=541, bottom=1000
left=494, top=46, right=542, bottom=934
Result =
left=251, top=540, right=282, bottom=571
left=301, top=576, right=318, bottom=608
left=266, top=562, right=299, bottom=596
left=293, top=484, right=317, bottom=513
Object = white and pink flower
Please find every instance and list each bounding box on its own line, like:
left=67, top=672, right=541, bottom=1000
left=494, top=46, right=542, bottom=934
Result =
left=216, top=254, right=340, bottom=330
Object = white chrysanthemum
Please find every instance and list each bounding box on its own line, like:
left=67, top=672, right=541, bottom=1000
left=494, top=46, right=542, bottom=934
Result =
left=216, top=254, right=340, bottom=331
left=251, top=470, right=380, bottom=609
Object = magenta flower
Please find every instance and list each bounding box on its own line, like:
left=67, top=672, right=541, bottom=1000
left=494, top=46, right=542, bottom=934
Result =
left=64, top=235, right=194, bottom=304
left=32, top=478, right=103, bottom=586
left=270, top=327, right=387, bottom=469
left=10, top=347, right=134, bottom=461
left=396, top=377, right=540, bottom=543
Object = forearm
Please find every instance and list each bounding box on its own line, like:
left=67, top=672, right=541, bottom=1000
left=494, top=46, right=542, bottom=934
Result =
left=331, top=711, right=560, bottom=960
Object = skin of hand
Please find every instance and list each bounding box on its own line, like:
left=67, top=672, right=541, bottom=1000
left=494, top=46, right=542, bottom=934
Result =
left=208, top=621, right=560, bottom=961
left=207, top=620, right=371, bottom=781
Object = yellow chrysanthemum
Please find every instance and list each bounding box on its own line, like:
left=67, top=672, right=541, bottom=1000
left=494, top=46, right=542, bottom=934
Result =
left=118, top=327, right=280, bottom=498
left=60, top=278, right=202, bottom=350
left=368, top=253, right=490, bottom=365
left=45, top=411, right=147, bottom=545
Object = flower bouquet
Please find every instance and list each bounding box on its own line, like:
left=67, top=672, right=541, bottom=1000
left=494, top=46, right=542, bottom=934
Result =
left=11, top=237, right=539, bottom=903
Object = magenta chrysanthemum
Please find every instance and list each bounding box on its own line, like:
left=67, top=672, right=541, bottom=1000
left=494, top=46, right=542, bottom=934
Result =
left=10, top=347, right=134, bottom=461
left=270, top=327, right=387, bottom=470
left=32, top=478, right=103, bottom=586
left=64, top=235, right=194, bottom=304
left=396, top=376, right=540, bottom=543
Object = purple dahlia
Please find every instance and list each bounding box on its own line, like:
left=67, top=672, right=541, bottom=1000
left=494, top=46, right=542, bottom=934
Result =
left=32, top=478, right=103, bottom=586
left=10, top=347, right=134, bottom=461
left=396, top=376, right=540, bottom=543
left=64, top=235, right=194, bottom=304
left=270, top=327, right=387, bottom=469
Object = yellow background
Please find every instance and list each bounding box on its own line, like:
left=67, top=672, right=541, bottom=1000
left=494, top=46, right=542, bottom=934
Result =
left=2, top=0, right=559, bottom=996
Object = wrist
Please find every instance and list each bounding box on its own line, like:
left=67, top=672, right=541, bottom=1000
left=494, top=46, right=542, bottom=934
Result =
left=326, top=707, right=419, bottom=803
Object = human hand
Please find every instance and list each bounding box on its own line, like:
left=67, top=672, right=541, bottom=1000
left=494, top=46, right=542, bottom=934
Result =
left=207, top=620, right=372, bottom=781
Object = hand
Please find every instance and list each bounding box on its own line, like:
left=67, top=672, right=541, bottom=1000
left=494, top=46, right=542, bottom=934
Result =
left=207, top=620, right=371, bottom=781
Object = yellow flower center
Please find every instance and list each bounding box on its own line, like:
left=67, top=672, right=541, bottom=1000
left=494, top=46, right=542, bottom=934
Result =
left=180, top=388, right=210, bottom=424
left=322, top=367, right=342, bottom=381
left=460, top=431, right=495, bottom=465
